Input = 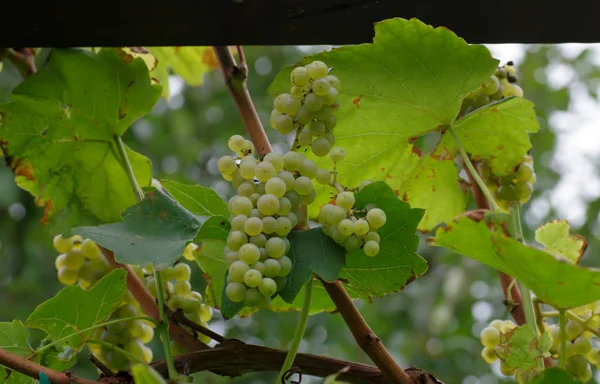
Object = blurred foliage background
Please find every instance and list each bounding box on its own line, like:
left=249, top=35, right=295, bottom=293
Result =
left=1, top=43, right=599, bottom=384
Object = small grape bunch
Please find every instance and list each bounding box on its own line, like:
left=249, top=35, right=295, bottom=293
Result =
left=482, top=155, right=536, bottom=210
left=318, top=188, right=385, bottom=257
left=479, top=319, right=517, bottom=376
left=53, top=234, right=112, bottom=288
left=269, top=60, right=340, bottom=157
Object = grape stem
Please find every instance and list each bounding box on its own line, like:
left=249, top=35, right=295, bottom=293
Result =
left=153, top=268, right=179, bottom=379
left=86, top=339, right=145, bottom=365
left=540, top=307, right=600, bottom=338
left=559, top=309, right=567, bottom=369
left=276, top=278, right=313, bottom=383
left=33, top=316, right=157, bottom=357
left=167, top=307, right=225, bottom=342
left=114, top=135, right=145, bottom=202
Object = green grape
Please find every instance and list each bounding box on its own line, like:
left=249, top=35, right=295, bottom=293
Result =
left=238, top=181, right=256, bottom=197
left=106, top=350, right=129, bottom=370
left=354, top=220, right=370, bottom=236
left=514, top=182, right=533, bottom=203
left=277, top=197, right=292, bottom=216
left=336, top=191, right=355, bottom=211
left=567, top=320, right=583, bottom=340
left=323, top=132, right=336, bottom=145
left=300, top=189, right=316, bottom=205
left=573, top=336, right=592, bottom=355
left=255, top=162, right=276, bottom=182
left=244, top=217, right=264, bottom=237
left=326, top=75, right=341, bottom=90
left=299, top=160, right=318, bottom=179
left=249, top=234, right=267, bottom=248
left=315, top=169, right=331, bottom=185
left=275, top=114, right=295, bottom=134
left=274, top=276, right=287, bottom=292
left=566, top=354, right=588, bottom=377
left=259, top=247, right=268, bottom=261
left=263, top=259, right=281, bottom=278
left=309, top=121, right=326, bottom=136
left=80, top=239, right=100, bottom=259
left=366, top=208, right=387, bottom=229
left=259, top=277, right=277, bottom=297
left=218, top=155, right=237, bottom=175
left=481, top=76, right=500, bottom=96
left=275, top=217, right=293, bottom=236
left=323, top=114, right=337, bottom=131
left=480, top=326, right=501, bottom=348
left=249, top=209, right=263, bottom=219
left=64, top=249, right=85, bottom=270
left=179, top=297, right=201, bottom=313
left=160, top=266, right=175, bottom=281
left=338, top=219, right=355, bottom=236
left=257, top=194, right=280, bottom=216
left=229, top=261, right=250, bottom=283
left=286, top=212, right=299, bottom=228
left=327, top=205, right=347, bottom=226
left=307, top=61, right=328, bottom=79
left=265, top=177, right=287, bottom=198
left=291, top=67, right=310, bottom=87
left=226, top=282, right=246, bottom=302
left=244, top=269, right=262, bottom=287
left=252, top=261, right=265, bottom=274
left=294, top=176, right=313, bottom=195
left=587, top=348, right=600, bottom=364
left=488, top=319, right=505, bottom=332
left=311, top=137, right=331, bottom=157
left=284, top=97, right=302, bottom=116
left=274, top=94, right=292, bottom=113
left=244, top=288, right=264, bottom=307
left=175, top=280, right=192, bottom=295
left=312, top=78, right=331, bottom=96
left=295, top=106, right=314, bottom=125
left=322, top=87, right=339, bottom=105
left=265, top=237, right=286, bottom=259
left=283, top=152, right=304, bottom=171
left=228, top=134, right=246, bottom=153
left=580, top=367, right=593, bottom=382
left=58, top=267, right=78, bottom=285
left=278, top=171, right=296, bottom=191
left=304, top=93, right=324, bottom=112
left=278, top=256, right=293, bottom=276
left=481, top=346, right=498, bottom=364
left=55, top=254, right=66, bottom=270
left=284, top=190, right=302, bottom=209
left=290, top=85, right=304, bottom=99
left=231, top=171, right=245, bottom=189
left=230, top=215, right=248, bottom=231
left=173, top=263, right=191, bottom=282
left=200, top=304, right=212, bottom=323
left=53, top=234, right=73, bottom=253
left=264, top=153, right=284, bottom=172
left=329, top=147, right=345, bottom=163
left=249, top=193, right=261, bottom=205
left=358, top=180, right=373, bottom=191
left=363, top=240, right=380, bottom=256
left=262, top=216, right=278, bottom=234
left=503, top=84, right=524, bottom=97
left=239, top=161, right=256, bottom=180
left=270, top=110, right=282, bottom=129
left=227, top=230, right=248, bottom=251
left=297, top=129, right=313, bottom=147
left=139, top=323, right=155, bottom=344
left=238, top=243, right=261, bottom=264
left=364, top=231, right=380, bottom=243
left=229, top=196, right=253, bottom=216
left=125, top=339, right=146, bottom=359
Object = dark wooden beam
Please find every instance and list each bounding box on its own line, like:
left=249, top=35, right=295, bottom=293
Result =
left=3, top=0, right=600, bottom=47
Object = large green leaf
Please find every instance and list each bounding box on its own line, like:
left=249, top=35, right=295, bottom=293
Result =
left=535, top=220, right=587, bottom=264
left=339, top=182, right=428, bottom=297
left=279, top=228, right=346, bottom=304
left=447, top=97, right=540, bottom=175
left=73, top=188, right=203, bottom=270
left=433, top=215, right=600, bottom=308
left=496, top=326, right=551, bottom=374
left=161, top=179, right=228, bottom=218
left=27, top=269, right=126, bottom=353
left=0, top=48, right=159, bottom=231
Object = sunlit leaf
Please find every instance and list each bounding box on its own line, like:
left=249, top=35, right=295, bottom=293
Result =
left=535, top=220, right=587, bottom=264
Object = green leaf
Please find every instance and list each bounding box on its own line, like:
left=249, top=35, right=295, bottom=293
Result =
left=339, top=182, right=428, bottom=297
left=73, top=188, right=203, bottom=270
left=396, top=155, right=467, bottom=231
left=496, top=326, right=551, bottom=373
left=268, top=18, right=498, bottom=230
left=132, top=363, right=168, bottom=384
left=27, top=269, right=127, bottom=352
left=279, top=228, right=346, bottom=304
left=433, top=215, right=600, bottom=308
left=447, top=97, right=541, bottom=174
left=0, top=48, right=159, bottom=231
left=530, top=368, right=582, bottom=384
left=535, top=220, right=587, bottom=264
left=161, top=179, right=228, bottom=218
left=269, top=284, right=336, bottom=315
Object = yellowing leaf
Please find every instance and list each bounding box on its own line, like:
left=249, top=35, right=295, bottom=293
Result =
left=535, top=220, right=587, bottom=264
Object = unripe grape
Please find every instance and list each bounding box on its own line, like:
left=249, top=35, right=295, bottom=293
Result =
left=239, top=243, right=261, bottom=265
left=329, top=147, right=345, bottom=163
left=290, top=85, right=304, bottom=99
left=230, top=215, right=248, bottom=231
left=295, top=106, right=314, bottom=125
left=58, top=267, right=78, bottom=285
left=239, top=161, right=256, bottom=180
left=64, top=249, right=85, bottom=270
left=227, top=230, right=248, bottom=251
left=249, top=208, right=263, bottom=219
left=286, top=212, right=299, bottom=229
left=587, top=348, right=600, bottom=364
left=300, top=189, right=317, bottom=205
left=244, top=288, right=264, bottom=307
left=226, top=282, right=246, bottom=302
left=175, top=280, right=192, bottom=295
left=312, top=78, right=331, bottom=96
left=275, top=115, right=295, bottom=134
left=315, top=169, right=331, bottom=185
left=283, top=152, right=304, bottom=171
left=309, top=121, right=326, bottom=136
left=338, top=219, right=355, bottom=236
left=358, top=180, right=373, bottom=191
left=278, top=171, right=296, bottom=191
left=229, top=261, right=250, bottom=282
left=297, top=129, right=313, bottom=147
left=275, top=217, right=293, bottom=236
left=322, top=87, right=339, bottom=105
left=574, top=336, right=592, bottom=355
left=304, top=93, right=324, bottom=112
left=264, top=153, right=284, bottom=172
left=252, top=261, right=265, bottom=274
left=336, top=192, right=355, bottom=211
left=294, top=176, right=313, bottom=195
left=173, top=263, right=191, bottom=282
left=182, top=243, right=198, bottom=261
left=285, top=190, right=302, bottom=209
left=80, top=239, right=101, bottom=259
left=200, top=304, right=212, bottom=323
left=218, top=156, right=237, bottom=175
left=366, top=208, right=387, bottom=229
left=55, top=254, right=66, bottom=270
left=265, top=177, right=287, bottom=198
left=263, top=259, right=281, bottom=278
left=255, top=162, right=276, bottom=182
left=274, top=94, right=292, bottom=113
left=307, top=61, right=328, bottom=79
left=363, top=241, right=380, bottom=257
left=262, top=216, right=278, bottom=234
left=278, top=256, right=293, bottom=276
left=311, top=137, right=331, bottom=157
left=480, top=326, right=501, bottom=348
left=266, top=237, right=286, bottom=259
left=364, top=231, right=381, bottom=243
left=277, top=197, right=292, bottom=216
left=259, top=277, right=278, bottom=297
left=229, top=196, right=253, bottom=216
left=299, top=160, right=318, bottom=179
left=503, top=84, right=524, bottom=97
left=244, top=217, right=264, bottom=237
left=249, top=234, right=267, bottom=248
left=284, top=97, right=302, bottom=116
left=53, top=234, right=73, bottom=253
left=354, top=220, right=370, bottom=236
left=481, top=346, right=498, bottom=364
left=566, top=354, right=588, bottom=377
left=566, top=320, right=583, bottom=340
left=244, top=269, right=262, bottom=287
left=291, top=67, right=310, bottom=87
left=257, top=194, right=280, bottom=216
left=228, top=134, right=246, bottom=153
left=326, top=75, right=341, bottom=90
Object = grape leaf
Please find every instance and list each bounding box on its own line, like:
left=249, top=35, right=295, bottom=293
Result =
left=396, top=155, right=467, bottom=231
left=339, top=182, right=428, bottom=297
left=530, top=368, right=583, bottom=384
left=26, top=269, right=126, bottom=353
left=535, top=220, right=587, bottom=264
left=0, top=48, right=159, bottom=231
left=73, top=188, right=203, bottom=270
left=161, top=179, right=228, bottom=218
left=446, top=97, right=541, bottom=175
left=496, top=326, right=551, bottom=373
left=279, top=228, right=346, bottom=304
left=268, top=18, right=498, bottom=231
left=433, top=215, right=600, bottom=308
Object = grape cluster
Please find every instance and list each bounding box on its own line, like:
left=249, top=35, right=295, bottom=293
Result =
left=219, top=135, right=338, bottom=307
left=269, top=60, right=340, bottom=157
left=53, top=234, right=112, bottom=288
left=461, top=61, right=523, bottom=116
left=318, top=189, right=386, bottom=257
left=482, top=155, right=537, bottom=210
left=479, top=319, right=517, bottom=376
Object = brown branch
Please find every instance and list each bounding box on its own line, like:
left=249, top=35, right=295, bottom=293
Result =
left=101, top=248, right=209, bottom=352
left=167, top=308, right=225, bottom=343
left=213, top=46, right=272, bottom=157
left=151, top=339, right=390, bottom=384
left=322, top=281, right=412, bottom=384
left=88, top=353, right=113, bottom=377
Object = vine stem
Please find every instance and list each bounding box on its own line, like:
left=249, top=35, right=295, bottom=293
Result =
left=153, top=268, right=178, bottom=379
left=114, top=135, right=145, bottom=202
left=449, top=126, right=501, bottom=211
left=214, top=45, right=411, bottom=384
left=34, top=316, right=157, bottom=356
left=277, top=279, right=313, bottom=383
left=559, top=309, right=567, bottom=369
left=86, top=340, right=144, bottom=365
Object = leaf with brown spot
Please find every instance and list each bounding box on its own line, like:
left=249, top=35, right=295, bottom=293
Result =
left=535, top=220, right=588, bottom=264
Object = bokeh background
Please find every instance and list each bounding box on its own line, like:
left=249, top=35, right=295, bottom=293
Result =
left=1, top=43, right=599, bottom=383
